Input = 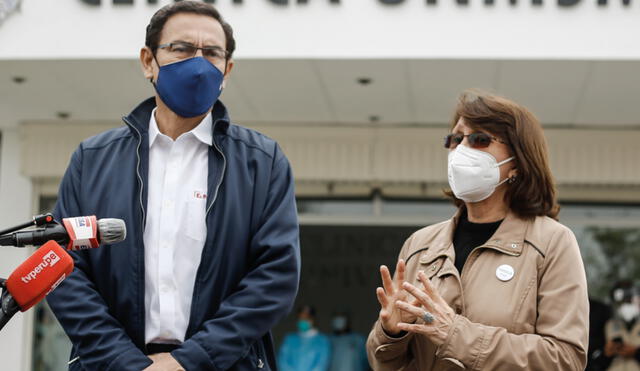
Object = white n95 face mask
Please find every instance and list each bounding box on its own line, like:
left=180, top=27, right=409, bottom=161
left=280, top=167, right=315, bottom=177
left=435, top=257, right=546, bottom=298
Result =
left=447, top=144, right=514, bottom=203
left=619, top=303, right=640, bottom=322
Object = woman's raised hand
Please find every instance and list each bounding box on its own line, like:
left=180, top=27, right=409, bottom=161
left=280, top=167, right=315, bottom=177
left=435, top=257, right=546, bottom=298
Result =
left=376, top=259, right=420, bottom=336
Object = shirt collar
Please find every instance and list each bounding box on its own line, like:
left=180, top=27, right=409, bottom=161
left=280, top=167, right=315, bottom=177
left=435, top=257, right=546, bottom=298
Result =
left=148, top=108, right=161, bottom=147
left=191, top=112, right=213, bottom=146
left=148, top=108, right=213, bottom=147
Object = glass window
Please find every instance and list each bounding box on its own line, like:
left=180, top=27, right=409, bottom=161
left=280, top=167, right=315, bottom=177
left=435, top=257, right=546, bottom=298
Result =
left=33, top=195, right=72, bottom=371
left=562, top=204, right=640, bottom=301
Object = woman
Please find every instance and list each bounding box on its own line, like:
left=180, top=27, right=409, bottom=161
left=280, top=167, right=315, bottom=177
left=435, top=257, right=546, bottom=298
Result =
left=367, top=90, right=589, bottom=370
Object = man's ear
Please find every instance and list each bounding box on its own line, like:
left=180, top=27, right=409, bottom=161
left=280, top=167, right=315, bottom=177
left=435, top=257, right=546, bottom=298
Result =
left=140, top=47, right=155, bottom=81
left=222, top=59, right=234, bottom=89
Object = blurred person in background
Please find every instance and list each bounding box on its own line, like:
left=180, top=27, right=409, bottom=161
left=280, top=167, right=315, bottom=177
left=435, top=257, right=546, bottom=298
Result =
left=604, top=280, right=640, bottom=371
left=367, top=90, right=589, bottom=370
left=587, top=297, right=613, bottom=371
left=46, top=1, right=300, bottom=370
left=329, top=312, right=369, bottom=371
left=278, top=305, right=331, bottom=371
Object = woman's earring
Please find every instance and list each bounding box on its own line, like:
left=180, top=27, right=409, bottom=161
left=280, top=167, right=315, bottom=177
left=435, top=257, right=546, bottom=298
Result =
left=507, top=176, right=517, bottom=184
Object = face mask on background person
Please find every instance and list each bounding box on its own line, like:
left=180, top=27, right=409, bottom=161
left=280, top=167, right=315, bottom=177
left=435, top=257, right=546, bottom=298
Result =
left=448, top=144, right=514, bottom=203
left=331, top=316, right=347, bottom=332
left=153, top=56, right=224, bottom=118
left=297, top=319, right=312, bottom=333
left=618, top=303, right=640, bottom=322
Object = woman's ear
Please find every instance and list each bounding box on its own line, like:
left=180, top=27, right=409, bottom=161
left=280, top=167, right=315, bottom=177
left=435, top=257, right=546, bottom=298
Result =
left=507, top=167, right=519, bottom=184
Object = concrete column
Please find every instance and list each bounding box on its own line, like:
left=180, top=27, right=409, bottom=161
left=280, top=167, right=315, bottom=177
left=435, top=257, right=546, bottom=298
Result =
left=0, top=127, right=35, bottom=371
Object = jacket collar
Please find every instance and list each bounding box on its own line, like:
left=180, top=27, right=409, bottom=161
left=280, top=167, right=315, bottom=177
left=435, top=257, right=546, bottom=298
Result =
left=122, top=97, right=231, bottom=138
left=417, top=207, right=530, bottom=265
left=480, top=209, right=529, bottom=256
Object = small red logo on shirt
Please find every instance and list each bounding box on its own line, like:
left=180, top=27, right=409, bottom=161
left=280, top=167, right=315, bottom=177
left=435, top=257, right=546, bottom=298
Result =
left=194, top=191, right=207, bottom=199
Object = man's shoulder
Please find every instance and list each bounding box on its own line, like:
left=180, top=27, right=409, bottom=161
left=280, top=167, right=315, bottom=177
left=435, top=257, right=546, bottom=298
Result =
left=223, top=123, right=279, bottom=160
left=80, top=126, right=133, bottom=152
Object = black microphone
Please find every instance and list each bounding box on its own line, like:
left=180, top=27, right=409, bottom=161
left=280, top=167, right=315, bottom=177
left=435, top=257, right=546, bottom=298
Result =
left=0, top=279, right=20, bottom=331
left=0, top=216, right=126, bottom=250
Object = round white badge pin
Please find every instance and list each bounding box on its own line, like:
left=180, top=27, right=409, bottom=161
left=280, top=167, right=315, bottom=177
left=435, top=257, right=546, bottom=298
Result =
left=496, top=264, right=515, bottom=282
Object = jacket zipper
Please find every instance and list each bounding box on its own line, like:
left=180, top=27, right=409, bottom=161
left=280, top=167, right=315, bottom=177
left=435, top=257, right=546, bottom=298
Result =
left=206, top=119, right=227, bottom=216
left=456, top=244, right=522, bottom=316
left=123, top=117, right=146, bottom=231
left=123, top=117, right=147, bottom=348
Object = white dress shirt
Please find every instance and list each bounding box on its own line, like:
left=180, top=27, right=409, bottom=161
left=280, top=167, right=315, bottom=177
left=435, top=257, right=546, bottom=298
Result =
left=144, top=108, right=211, bottom=344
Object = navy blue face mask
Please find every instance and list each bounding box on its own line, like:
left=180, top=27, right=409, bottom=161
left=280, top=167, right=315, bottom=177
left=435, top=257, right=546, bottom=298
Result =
left=152, top=56, right=224, bottom=118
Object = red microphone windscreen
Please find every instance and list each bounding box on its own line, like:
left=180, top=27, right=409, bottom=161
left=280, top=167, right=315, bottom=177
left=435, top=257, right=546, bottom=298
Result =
left=63, top=216, right=99, bottom=250
left=5, top=240, right=74, bottom=311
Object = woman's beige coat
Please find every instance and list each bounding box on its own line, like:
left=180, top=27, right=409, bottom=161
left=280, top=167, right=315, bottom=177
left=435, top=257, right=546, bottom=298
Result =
left=367, top=211, right=589, bottom=370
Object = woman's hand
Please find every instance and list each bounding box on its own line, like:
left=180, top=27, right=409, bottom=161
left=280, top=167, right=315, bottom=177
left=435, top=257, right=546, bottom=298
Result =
left=376, top=259, right=420, bottom=336
left=395, top=270, right=456, bottom=347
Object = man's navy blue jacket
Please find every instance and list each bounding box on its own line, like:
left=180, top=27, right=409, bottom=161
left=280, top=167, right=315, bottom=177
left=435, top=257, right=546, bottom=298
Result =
left=47, top=97, right=301, bottom=371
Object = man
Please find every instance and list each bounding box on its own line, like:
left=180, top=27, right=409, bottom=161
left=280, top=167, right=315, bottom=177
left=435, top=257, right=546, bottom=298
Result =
left=47, top=2, right=300, bottom=370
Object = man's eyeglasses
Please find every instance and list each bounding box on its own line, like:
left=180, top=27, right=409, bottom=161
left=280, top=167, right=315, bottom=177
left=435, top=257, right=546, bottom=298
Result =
left=444, top=132, right=508, bottom=149
left=157, top=42, right=228, bottom=63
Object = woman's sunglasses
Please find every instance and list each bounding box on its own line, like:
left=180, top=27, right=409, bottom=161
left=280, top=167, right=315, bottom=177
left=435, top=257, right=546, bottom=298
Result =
left=444, top=132, right=507, bottom=149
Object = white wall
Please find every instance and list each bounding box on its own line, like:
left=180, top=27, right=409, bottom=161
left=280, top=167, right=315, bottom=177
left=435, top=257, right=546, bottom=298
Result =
left=0, top=0, right=639, bottom=60
left=0, top=127, right=35, bottom=371
left=18, top=122, right=640, bottom=200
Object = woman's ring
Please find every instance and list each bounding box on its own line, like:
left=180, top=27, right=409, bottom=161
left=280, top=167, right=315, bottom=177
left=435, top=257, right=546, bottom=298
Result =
left=422, top=311, right=435, bottom=324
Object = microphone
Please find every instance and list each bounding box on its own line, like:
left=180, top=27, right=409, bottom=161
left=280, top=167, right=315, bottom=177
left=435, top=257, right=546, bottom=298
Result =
left=1, top=241, right=74, bottom=330
left=0, top=216, right=126, bottom=250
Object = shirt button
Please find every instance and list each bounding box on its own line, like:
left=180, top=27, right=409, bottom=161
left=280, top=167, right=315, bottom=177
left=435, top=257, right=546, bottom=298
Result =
left=161, top=286, right=170, bottom=293
left=163, top=200, right=174, bottom=209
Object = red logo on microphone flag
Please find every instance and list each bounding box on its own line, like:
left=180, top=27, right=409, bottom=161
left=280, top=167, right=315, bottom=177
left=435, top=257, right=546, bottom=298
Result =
left=63, top=216, right=99, bottom=250
left=6, top=240, right=74, bottom=311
